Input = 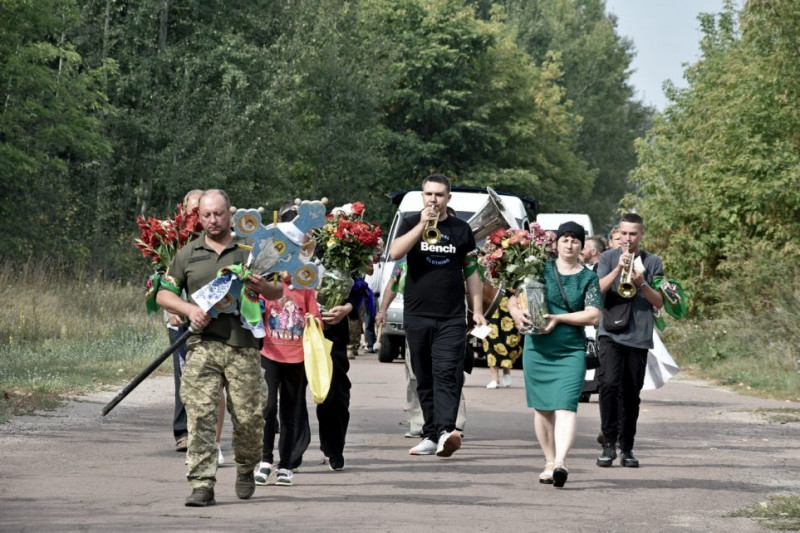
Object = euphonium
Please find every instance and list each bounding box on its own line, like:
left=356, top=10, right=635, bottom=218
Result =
left=423, top=207, right=441, bottom=244
left=617, top=242, right=637, bottom=298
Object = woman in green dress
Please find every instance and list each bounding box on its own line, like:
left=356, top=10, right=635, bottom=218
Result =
left=508, top=222, right=602, bottom=488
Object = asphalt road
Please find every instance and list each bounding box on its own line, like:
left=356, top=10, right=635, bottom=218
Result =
left=1, top=351, right=798, bottom=532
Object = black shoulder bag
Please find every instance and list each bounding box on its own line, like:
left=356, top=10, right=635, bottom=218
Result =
left=602, top=291, right=632, bottom=332
left=553, top=266, right=600, bottom=370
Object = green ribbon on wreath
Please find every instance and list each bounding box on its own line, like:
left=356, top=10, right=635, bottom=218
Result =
left=144, top=271, right=181, bottom=315
left=652, top=277, right=688, bottom=320
left=218, top=264, right=263, bottom=330
left=390, top=262, right=407, bottom=294
left=463, top=251, right=486, bottom=282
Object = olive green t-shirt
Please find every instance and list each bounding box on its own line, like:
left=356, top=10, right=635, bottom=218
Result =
left=165, top=234, right=257, bottom=349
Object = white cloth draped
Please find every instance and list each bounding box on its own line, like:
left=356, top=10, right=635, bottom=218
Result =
left=642, top=331, right=679, bottom=390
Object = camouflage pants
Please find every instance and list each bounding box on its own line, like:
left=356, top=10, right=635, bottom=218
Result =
left=347, top=306, right=365, bottom=357
left=181, top=339, right=266, bottom=490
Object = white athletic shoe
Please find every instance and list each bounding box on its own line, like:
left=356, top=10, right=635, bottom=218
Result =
left=276, top=468, right=293, bottom=486
left=217, top=446, right=225, bottom=466
left=502, top=374, right=512, bottom=388
left=486, top=380, right=498, bottom=389
left=436, top=430, right=462, bottom=457
left=408, top=438, right=437, bottom=456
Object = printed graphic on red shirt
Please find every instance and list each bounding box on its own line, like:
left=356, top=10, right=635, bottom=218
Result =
left=266, top=299, right=306, bottom=340
left=261, top=283, right=320, bottom=364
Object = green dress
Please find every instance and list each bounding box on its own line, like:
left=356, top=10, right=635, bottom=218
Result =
left=523, top=261, right=602, bottom=412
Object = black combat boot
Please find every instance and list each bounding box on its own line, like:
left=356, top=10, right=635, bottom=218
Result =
left=620, top=449, right=639, bottom=468
left=596, top=443, right=617, bottom=467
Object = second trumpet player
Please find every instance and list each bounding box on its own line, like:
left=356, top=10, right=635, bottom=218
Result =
left=595, top=212, right=665, bottom=470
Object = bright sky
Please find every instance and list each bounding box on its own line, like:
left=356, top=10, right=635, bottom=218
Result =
left=605, top=0, right=740, bottom=110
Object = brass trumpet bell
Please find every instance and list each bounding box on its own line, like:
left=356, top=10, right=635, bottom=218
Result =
left=617, top=243, right=637, bottom=298
left=423, top=218, right=441, bottom=244
left=618, top=279, right=637, bottom=298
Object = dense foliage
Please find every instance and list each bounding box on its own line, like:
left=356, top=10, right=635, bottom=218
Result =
left=501, top=0, right=653, bottom=229
left=0, top=0, right=648, bottom=278
left=629, top=0, right=800, bottom=312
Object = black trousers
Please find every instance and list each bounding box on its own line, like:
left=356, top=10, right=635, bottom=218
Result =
left=363, top=310, right=377, bottom=350
left=261, top=357, right=310, bottom=469
left=169, top=326, right=188, bottom=440
left=316, top=346, right=351, bottom=462
left=404, top=315, right=466, bottom=441
left=596, top=336, right=647, bottom=451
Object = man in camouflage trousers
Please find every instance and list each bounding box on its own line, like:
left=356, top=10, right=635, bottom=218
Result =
left=157, top=189, right=283, bottom=507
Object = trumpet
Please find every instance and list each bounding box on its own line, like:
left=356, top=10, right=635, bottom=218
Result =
left=423, top=206, right=441, bottom=244
left=617, top=242, right=637, bottom=298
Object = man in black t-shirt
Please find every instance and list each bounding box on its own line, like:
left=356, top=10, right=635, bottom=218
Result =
left=390, top=174, right=487, bottom=458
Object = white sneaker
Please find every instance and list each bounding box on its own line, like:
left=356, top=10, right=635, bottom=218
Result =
left=217, top=446, right=225, bottom=466
left=254, top=461, right=272, bottom=485
left=436, top=430, right=462, bottom=457
left=502, top=374, right=512, bottom=388
left=486, top=380, right=498, bottom=389
left=408, top=438, right=437, bottom=455
left=276, top=468, right=293, bottom=486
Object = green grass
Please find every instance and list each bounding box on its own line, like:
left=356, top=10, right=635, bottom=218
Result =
left=661, top=315, right=800, bottom=402
left=0, top=262, right=170, bottom=422
left=731, top=495, right=800, bottom=530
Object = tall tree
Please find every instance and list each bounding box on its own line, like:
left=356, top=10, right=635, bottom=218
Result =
left=630, top=0, right=800, bottom=306
left=0, top=0, right=112, bottom=266
left=502, top=0, right=653, bottom=228
left=245, top=0, right=391, bottom=214
left=359, top=0, right=592, bottom=206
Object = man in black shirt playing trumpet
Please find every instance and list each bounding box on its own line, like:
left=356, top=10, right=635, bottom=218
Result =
left=390, top=174, right=487, bottom=458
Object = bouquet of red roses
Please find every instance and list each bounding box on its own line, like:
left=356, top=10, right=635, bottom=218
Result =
left=134, top=204, right=202, bottom=271
left=314, top=202, right=383, bottom=277
left=313, top=202, right=383, bottom=309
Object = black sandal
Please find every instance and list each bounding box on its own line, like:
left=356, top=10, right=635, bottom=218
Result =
left=552, top=463, right=569, bottom=488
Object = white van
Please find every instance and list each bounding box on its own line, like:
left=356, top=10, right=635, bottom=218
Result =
left=535, top=212, right=594, bottom=238
left=373, top=186, right=536, bottom=362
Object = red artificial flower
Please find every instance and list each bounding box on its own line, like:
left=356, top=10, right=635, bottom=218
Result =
left=489, top=228, right=506, bottom=246
left=313, top=201, right=383, bottom=278
left=134, top=204, right=202, bottom=269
